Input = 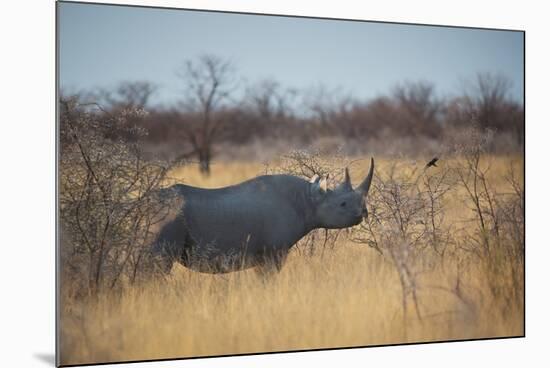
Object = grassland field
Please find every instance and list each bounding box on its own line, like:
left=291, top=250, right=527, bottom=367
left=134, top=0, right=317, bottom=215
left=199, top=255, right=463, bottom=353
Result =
left=60, top=155, right=524, bottom=365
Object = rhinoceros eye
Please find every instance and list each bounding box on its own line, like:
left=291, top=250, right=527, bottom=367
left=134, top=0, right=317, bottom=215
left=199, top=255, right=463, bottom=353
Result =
left=340, top=201, right=346, bottom=207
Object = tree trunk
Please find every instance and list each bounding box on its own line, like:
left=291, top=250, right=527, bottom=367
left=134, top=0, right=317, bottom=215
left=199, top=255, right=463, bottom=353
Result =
left=198, top=148, right=211, bottom=175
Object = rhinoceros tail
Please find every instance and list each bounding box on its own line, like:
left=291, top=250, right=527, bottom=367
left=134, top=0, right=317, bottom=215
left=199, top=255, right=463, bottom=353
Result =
left=157, top=185, right=184, bottom=201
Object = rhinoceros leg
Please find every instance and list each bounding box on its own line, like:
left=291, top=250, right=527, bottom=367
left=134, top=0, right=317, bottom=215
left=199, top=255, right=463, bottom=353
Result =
left=254, top=249, right=288, bottom=278
left=151, top=216, right=189, bottom=274
left=151, top=240, right=180, bottom=274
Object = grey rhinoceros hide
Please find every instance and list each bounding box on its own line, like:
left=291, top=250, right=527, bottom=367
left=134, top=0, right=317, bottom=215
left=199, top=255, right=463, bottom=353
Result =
left=152, top=158, right=374, bottom=274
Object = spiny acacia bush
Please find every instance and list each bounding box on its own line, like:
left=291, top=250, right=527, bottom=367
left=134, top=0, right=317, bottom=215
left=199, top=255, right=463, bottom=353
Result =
left=349, top=127, right=523, bottom=330
left=452, top=127, right=524, bottom=318
left=59, top=97, right=178, bottom=296
left=350, top=158, right=457, bottom=329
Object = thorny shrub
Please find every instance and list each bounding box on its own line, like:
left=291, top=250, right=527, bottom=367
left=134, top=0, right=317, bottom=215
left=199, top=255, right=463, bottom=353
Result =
left=59, top=97, right=178, bottom=296
left=274, top=127, right=523, bottom=329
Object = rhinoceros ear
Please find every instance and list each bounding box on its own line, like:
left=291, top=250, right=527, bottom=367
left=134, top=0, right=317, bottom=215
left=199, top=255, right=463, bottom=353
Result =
left=319, top=176, right=328, bottom=192
left=309, top=174, right=320, bottom=184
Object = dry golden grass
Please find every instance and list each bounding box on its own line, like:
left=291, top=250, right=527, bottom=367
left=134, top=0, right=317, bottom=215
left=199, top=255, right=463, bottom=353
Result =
left=59, top=155, right=524, bottom=366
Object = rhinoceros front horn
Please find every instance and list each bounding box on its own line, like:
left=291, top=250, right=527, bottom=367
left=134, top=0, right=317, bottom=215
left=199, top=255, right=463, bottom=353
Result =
left=357, top=157, right=374, bottom=196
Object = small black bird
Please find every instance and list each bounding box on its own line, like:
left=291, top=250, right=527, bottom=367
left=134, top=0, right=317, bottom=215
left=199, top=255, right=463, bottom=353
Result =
left=426, top=157, right=439, bottom=168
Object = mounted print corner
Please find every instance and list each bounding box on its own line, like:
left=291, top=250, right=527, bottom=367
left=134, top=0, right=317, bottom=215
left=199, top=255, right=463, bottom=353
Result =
left=56, top=1, right=525, bottom=366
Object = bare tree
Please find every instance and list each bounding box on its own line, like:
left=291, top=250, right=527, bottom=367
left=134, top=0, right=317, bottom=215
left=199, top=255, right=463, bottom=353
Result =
left=309, top=81, right=441, bottom=142
left=392, top=81, right=442, bottom=137
left=304, top=84, right=354, bottom=136
left=244, top=79, right=294, bottom=121
left=98, top=81, right=157, bottom=111
left=470, top=73, right=512, bottom=127
left=223, top=79, right=297, bottom=141
left=453, top=73, right=523, bottom=143
left=175, top=54, right=238, bottom=175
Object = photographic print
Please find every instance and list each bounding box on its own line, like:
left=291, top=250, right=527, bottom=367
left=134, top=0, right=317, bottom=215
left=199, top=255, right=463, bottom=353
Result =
left=57, top=1, right=525, bottom=366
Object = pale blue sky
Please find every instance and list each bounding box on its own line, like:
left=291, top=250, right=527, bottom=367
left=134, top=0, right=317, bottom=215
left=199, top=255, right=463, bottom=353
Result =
left=58, top=2, right=524, bottom=106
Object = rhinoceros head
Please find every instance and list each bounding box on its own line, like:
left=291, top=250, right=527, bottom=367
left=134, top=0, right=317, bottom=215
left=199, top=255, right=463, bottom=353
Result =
left=310, top=158, right=374, bottom=229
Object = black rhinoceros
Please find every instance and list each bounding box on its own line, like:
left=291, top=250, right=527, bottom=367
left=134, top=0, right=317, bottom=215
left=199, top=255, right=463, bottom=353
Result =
left=152, top=158, right=374, bottom=274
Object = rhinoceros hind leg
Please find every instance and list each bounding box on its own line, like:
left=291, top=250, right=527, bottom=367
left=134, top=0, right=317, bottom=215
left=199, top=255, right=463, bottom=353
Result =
left=151, top=240, right=182, bottom=275
left=254, top=250, right=288, bottom=280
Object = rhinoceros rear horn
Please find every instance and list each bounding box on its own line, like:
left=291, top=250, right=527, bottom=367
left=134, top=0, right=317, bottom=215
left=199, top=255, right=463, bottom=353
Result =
left=357, top=157, right=374, bottom=196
